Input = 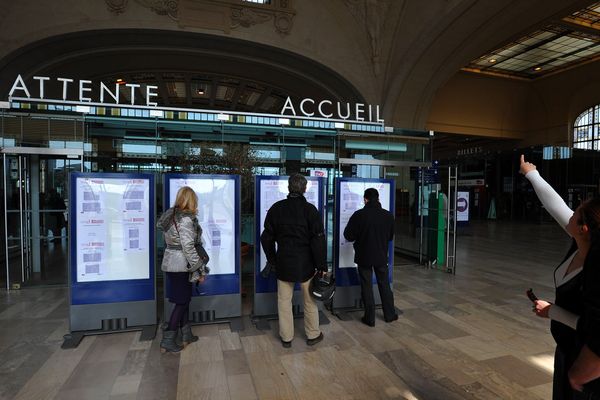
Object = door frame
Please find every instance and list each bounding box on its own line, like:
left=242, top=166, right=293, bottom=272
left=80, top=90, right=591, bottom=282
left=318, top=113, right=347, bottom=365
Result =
left=2, top=146, right=83, bottom=290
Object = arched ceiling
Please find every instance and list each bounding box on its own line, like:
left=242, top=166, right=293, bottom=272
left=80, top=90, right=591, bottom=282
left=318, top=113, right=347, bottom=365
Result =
left=0, top=29, right=364, bottom=113
left=383, top=0, right=599, bottom=128
left=1, top=0, right=599, bottom=134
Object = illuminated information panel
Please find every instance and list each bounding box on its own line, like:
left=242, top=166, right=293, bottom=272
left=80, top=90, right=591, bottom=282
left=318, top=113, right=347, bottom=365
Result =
left=75, top=176, right=151, bottom=282
left=337, top=179, right=392, bottom=269
left=167, top=176, right=237, bottom=275
left=257, top=177, right=323, bottom=273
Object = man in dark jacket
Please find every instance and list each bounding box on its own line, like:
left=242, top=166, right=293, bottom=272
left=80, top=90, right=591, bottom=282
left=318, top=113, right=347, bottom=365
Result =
left=261, top=174, right=327, bottom=348
left=344, top=187, right=398, bottom=327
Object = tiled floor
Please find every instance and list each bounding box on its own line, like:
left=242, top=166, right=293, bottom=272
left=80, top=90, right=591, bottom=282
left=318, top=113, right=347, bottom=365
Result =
left=0, top=220, right=571, bottom=399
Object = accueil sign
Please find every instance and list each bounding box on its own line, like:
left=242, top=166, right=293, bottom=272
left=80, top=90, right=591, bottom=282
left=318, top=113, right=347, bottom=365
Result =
left=280, top=97, right=384, bottom=123
left=8, top=74, right=384, bottom=123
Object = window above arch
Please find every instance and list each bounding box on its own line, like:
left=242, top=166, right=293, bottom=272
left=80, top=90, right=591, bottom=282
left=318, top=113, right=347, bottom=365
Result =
left=574, top=105, right=600, bottom=150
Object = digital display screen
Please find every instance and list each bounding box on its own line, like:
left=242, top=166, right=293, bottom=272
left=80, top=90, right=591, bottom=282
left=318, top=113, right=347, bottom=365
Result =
left=168, top=178, right=237, bottom=275
left=338, top=181, right=391, bottom=269
left=75, top=177, right=150, bottom=282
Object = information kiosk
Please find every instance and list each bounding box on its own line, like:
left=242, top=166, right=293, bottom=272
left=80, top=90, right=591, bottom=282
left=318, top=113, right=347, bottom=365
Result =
left=333, top=178, right=395, bottom=311
left=253, top=176, right=325, bottom=317
left=163, top=174, right=241, bottom=329
left=64, top=173, right=157, bottom=348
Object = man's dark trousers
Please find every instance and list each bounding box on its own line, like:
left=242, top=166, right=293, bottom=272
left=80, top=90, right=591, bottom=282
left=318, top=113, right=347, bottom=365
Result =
left=357, top=264, right=395, bottom=324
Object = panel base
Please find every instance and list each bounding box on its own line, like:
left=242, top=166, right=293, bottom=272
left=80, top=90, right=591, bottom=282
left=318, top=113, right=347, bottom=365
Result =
left=331, top=284, right=382, bottom=311
left=252, top=310, right=330, bottom=331
left=61, top=324, right=157, bottom=349
left=163, top=293, right=242, bottom=325
left=70, top=300, right=156, bottom=332
left=253, top=290, right=305, bottom=318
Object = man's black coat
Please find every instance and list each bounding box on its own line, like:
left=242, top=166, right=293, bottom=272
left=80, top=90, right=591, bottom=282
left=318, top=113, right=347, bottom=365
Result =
left=343, top=200, right=394, bottom=266
left=260, top=193, right=327, bottom=282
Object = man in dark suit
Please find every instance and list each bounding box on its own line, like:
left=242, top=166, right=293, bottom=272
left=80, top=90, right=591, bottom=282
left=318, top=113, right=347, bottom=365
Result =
left=344, top=188, right=398, bottom=327
left=261, top=174, right=327, bottom=347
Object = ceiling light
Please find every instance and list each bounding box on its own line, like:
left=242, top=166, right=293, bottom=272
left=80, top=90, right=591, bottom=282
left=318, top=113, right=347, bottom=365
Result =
left=489, top=58, right=497, bottom=63
left=534, top=67, right=542, bottom=71
left=116, top=78, right=126, bottom=85
left=197, top=88, right=205, bottom=95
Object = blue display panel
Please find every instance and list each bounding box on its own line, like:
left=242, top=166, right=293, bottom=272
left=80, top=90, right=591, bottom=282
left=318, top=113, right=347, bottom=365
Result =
left=334, top=178, right=395, bottom=287
left=164, top=174, right=241, bottom=296
left=254, top=176, right=325, bottom=293
left=69, top=173, right=155, bottom=305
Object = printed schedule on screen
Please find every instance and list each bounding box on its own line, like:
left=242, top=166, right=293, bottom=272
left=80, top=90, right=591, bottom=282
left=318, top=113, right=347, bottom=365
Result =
left=258, top=178, right=321, bottom=273
left=168, top=178, right=237, bottom=275
left=76, top=177, right=151, bottom=282
left=338, top=180, right=391, bottom=269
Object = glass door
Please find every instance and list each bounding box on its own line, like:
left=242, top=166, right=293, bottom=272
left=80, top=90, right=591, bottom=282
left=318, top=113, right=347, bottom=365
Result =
left=2, top=148, right=83, bottom=289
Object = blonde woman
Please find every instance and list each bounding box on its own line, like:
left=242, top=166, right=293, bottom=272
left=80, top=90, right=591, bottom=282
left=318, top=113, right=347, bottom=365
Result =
left=157, top=186, right=208, bottom=353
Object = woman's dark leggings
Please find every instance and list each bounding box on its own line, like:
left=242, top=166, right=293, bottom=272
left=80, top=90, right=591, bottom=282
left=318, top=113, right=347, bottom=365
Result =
left=167, top=303, right=189, bottom=331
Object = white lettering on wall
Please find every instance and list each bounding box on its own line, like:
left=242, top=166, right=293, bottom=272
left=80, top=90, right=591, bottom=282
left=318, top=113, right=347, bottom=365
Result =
left=355, top=103, right=364, bottom=121
left=125, top=83, right=140, bottom=105
left=318, top=100, right=333, bottom=118
left=376, top=105, right=384, bottom=123
left=146, top=85, right=158, bottom=107
left=33, top=76, right=49, bottom=99
left=337, top=102, right=350, bottom=120
left=57, top=78, right=73, bottom=101
left=8, top=74, right=30, bottom=98
left=100, top=81, right=119, bottom=103
left=79, top=80, right=92, bottom=102
left=457, top=147, right=483, bottom=156
left=280, top=97, right=296, bottom=116
left=279, top=96, right=384, bottom=123
left=6, top=76, right=386, bottom=125
left=300, top=98, right=315, bottom=117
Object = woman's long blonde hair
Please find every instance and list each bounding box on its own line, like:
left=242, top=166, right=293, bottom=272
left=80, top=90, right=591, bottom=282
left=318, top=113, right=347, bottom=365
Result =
left=174, top=186, right=198, bottom=214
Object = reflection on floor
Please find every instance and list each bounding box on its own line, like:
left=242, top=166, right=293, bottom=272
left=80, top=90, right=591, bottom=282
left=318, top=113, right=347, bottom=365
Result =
left=6, top=239, right=69, bottom=287
left=0, top=220, right=570, bottom=399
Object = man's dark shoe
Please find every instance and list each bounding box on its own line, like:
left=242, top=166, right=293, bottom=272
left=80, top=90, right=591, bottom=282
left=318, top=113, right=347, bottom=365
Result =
left=384, top=314, right=399, bottom=323
left=306, top=332, right=324, bottom=346
left=281, top=339, right=292, bottom=348
left=361, top=317, right=375, bottom=327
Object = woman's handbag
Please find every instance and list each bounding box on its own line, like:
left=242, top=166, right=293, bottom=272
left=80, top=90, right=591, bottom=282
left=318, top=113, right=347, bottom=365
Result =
left=195, top=242, right=210, bottom=265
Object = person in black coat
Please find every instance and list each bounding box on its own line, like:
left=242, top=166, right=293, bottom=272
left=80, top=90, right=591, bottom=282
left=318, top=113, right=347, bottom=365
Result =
left=261, top=174, right=327, bottom=348
left=344, top=188, right=398, bottom=327
left=567, top=200, right=600, bottom=398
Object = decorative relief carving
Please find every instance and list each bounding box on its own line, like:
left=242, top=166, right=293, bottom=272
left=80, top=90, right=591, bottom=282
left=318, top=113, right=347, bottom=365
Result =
left=343, top=0, right=392, bottom=75
left=231, top=7, right=271, bottom=28
left=273, top=12, right=293, bottom=35
left=135, top=0, right=179, bottom=20
left=106, top=0, right=129, bottom=15
left=230, top=0, right=295, bottom=36
left=106, top=0, right=295, bottom=35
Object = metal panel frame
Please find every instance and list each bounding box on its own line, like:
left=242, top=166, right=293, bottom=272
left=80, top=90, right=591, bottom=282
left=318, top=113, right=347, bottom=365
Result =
left=162, top=174, right=242, bottom=325
left=68, top=172, right=157, bottom=334
left=332, top=177, right=395, bottom=310
left=253, top=175, right=326, bottom=317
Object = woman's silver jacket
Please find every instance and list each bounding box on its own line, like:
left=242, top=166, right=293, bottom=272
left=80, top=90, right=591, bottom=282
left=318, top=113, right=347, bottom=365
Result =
left=157, top=207, right=207, bottom=274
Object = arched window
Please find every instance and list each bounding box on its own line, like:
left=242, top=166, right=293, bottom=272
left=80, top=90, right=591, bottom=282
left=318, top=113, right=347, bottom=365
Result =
left=574, top=105, right=600, bottom=150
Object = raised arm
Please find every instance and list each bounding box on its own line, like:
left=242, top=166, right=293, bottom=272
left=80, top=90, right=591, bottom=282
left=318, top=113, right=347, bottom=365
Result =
left=520, top=155, right=573, bottom=232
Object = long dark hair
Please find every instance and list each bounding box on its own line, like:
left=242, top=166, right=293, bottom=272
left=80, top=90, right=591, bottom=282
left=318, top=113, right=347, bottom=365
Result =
left=578, top=198, right=600, bottom=245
